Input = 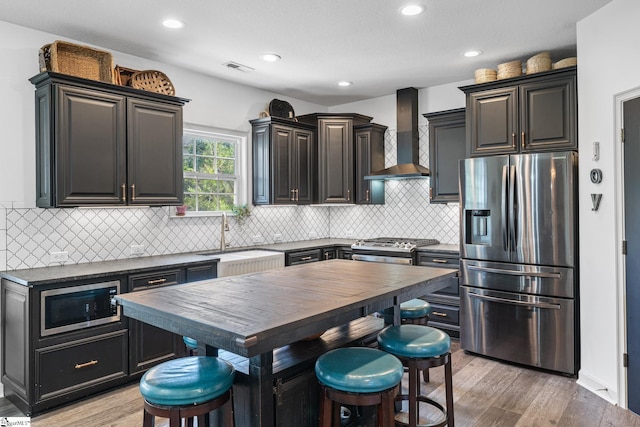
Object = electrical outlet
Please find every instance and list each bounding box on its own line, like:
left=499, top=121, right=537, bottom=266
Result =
left=308, top=231, right=317, bottom=239
left=273, top=233, right=283, bottom=243
left=130, top=245, right=145, bottom=255
left=346, top=230, right=354, bottom=238
left=50, top=251, right=68, bottom=263
left=252, top=235, right=264, bottom=244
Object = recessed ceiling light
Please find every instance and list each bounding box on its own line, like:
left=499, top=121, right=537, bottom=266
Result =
left=338, top=81, right=353, bottom=87
left=464, top=50, right=482, bottom=58
left=261, top=53, right=281, bottom=62
left=162, top=19, right=184, bottom=29
left=399, top=4, right=425, bottom=16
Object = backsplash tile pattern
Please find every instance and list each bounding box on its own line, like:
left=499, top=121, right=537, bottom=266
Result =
left=3, top=125, right=460, bottom=270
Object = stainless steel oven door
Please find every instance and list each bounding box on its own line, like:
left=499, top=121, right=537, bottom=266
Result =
left=351, top=254, right=413, bottom=265
left=460, top=285, right=575, bottom=374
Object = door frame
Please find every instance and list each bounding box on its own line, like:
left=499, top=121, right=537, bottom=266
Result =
left=615, top=86, right=640, bottom=409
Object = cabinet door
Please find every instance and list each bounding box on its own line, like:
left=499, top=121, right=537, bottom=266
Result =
left=428, top=110, right=466, bottom=203
left=54, top=85, right=127, bottom=206
left=318, top=119, right=353, bottom=203
left=293, top=129, right=315, bottom=204
left=467, top=87, right=518, bottom=157
left=520, top=76, right=577, bottom=152
left=272, top=125, right=296, bottom=204
left=252, top=122, right=271, bottom=205
left=127, top=98, right=183, bottom=205
left=354, top=126, right=385, bottom=205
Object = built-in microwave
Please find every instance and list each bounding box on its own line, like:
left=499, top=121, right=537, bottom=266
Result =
left=40, top=280, right=121, bottom=337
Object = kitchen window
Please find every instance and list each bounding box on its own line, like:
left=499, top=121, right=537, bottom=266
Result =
left=182, top=125, right=248, bottom=214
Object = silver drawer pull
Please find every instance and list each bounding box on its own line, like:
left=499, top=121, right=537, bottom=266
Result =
left=75, top=360, right=98, bottom=369
left=468, top=292, right=561, bottom=310
left=147, top=278, right=167, bottom=285
left=432, top=259, right=449, bottom=264
left=432, top=311, right=448, bottom=317
left=467, top=265, right=561, bottom=279
left=300, top=256, right=313, bottom=261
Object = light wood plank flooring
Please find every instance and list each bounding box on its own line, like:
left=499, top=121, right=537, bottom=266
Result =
left=2, top=340, right=638, bottom=427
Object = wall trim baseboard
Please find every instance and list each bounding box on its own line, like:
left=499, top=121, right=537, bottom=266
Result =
left=577, top=369, right=619, bottom=406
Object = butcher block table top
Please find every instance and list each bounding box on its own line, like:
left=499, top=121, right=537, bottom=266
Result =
left=116, top=259, right=457, bottom=426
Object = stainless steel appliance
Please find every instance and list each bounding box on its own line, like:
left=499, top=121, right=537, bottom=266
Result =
left=459, top=151, right=578, bottom=374
left=41, top=280, right=121, bottom=336
left=351, top=237, right=440, bottom=264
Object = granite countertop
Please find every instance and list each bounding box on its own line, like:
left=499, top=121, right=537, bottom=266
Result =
left=0, top=239, right=354, bottom=286
left=0, top=238, right=457, bottom=287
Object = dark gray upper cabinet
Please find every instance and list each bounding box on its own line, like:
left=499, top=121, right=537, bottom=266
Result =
left=354, top=123, right=387, bottom=205
left=297, top=113, right=373, bottom=204
left=30, top=72, right=188, bottom=207
left=460, top=66, right=576, bottom=157
left=251, top=116, right=316, bottom=205
left=423, top=109, right=466, bottom=204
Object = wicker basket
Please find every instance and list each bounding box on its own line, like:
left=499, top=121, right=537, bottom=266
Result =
left=114, top=65, right=139, bottom=86
left=474, top=68, right=497, bottom=84
left=497, top=60, right=523, bottom=80
left=39, top=40, right=114, bottom=84
left=553, top=57, right=577, bottom=69
left=526, top=52, right=552, bottom=74
left=130, top=70, right=175, bottom=96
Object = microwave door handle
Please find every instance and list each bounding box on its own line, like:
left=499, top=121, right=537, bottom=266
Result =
left=502, top=165, right=509, bottom=251
left=467, top=264, right=562, bottom=279
left=467, top=292, right=561, bottom=310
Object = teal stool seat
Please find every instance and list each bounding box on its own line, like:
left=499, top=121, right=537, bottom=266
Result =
left=400, top=298, right=433, bottom=319
left=316, top=347, right=404, bottom=426
left=183, top=336, right=198, bottom=351
left=315, top=347, right=403, bottom=393
left=140, top=356, right=235, bottom=406
left=377, top=325, right=450, bottom=359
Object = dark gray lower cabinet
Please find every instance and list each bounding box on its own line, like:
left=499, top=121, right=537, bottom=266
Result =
left=416, top=251, right=460, bottom=337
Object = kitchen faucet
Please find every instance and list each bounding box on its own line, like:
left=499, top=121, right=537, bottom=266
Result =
left=220, top=212, right=230, bottom=251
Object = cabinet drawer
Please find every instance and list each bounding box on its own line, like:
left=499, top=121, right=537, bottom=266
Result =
left=286, top=249, right=322, bottom=266
left=428, top=304, right=459, bottom=326
left=35, top=330, right=128, bottom=402
left=417, top=253, right=459, bottom=269
left=129, top=269, right=182, bottom=291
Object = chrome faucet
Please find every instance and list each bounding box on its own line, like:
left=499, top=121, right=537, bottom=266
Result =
left=220, top=212, right=230, bottom=251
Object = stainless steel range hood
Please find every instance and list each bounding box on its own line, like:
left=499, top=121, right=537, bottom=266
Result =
left=365, top=87, right=430, bottom=180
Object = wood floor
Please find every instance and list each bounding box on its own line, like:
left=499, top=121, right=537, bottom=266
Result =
left=4, top=340, right=640, bottom=427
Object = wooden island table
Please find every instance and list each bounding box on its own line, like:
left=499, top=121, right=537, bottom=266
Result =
left=116, top=259, right=457, bottom=426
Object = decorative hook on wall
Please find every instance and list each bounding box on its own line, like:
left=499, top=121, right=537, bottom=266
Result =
left=591, top=194, right=602, bottom=211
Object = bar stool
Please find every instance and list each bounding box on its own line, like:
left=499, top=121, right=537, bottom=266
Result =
left=377, top=325, right=454, bottom=427
left=139, top=356, right=235, bottom=427
left=183, top=336, right=198, bottom=356
left=315, top=347, right=404, bottom=427
left=399, top=298, right=432, bottom=326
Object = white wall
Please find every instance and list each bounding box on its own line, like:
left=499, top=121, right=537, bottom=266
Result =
left=576, top=0, right=640, bottom=406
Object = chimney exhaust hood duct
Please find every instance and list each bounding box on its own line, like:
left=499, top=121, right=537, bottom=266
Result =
left=365, top=87, right=430, bottom=180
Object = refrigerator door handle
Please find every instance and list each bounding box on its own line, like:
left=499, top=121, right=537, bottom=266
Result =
left=509, top=165, right=517, bottom=252
left=467, top=291, right=561, bottom=310
left=467, top=264, right=562, bottom=279
left=502, top=165, right=509, bottom=251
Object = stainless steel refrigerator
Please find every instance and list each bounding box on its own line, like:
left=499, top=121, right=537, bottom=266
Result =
left=459, top=151, right=578, bottom=375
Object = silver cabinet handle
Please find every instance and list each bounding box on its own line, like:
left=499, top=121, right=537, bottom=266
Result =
left=467, top=265, right=561, bottom=279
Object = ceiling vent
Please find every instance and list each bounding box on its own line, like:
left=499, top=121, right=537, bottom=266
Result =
left=223, top=61, right=254, bottom=72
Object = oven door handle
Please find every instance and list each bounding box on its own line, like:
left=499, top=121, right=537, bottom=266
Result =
left=351, top=254, right=413, bottom=265
left=467, top=265, right=561, bottom=279
left=467, top=292, right=561, bottom=310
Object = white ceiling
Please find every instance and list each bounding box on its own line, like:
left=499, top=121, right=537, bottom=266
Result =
left=1, top=0, right=612, bottom=106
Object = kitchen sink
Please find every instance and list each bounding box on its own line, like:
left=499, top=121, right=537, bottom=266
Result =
left=198, top=250, right=285, bottom=277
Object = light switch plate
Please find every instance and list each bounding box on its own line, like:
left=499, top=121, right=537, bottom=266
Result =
left=130, top=245, right=145, bottom=255
left=273, top=233, right=283, bottom=243
left=252, top=235, right=264, bottom=244
left=50, top=251, right=68, bottom=263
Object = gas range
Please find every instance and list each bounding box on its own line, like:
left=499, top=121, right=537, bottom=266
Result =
left=351, top=237, right=440, bottom=253
left=351, top=237, right=439, bottom=264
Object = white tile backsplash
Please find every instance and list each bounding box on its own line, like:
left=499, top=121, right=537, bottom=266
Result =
left=1, top=125, right=460, bottom=270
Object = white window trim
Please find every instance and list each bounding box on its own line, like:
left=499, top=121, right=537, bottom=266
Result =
left=172, top=123, right=248, bottom=217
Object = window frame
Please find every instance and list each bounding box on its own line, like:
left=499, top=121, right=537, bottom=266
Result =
left=179, top=123, right=248, bottom=217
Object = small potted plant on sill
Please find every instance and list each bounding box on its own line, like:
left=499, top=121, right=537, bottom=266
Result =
left=232, top=204, right=251, bottom=226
